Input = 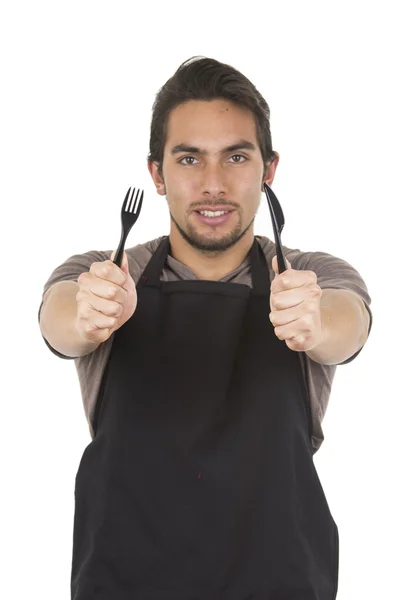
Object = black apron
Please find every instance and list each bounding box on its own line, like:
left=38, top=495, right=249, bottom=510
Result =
left=71, top=236, right=339, bottom=600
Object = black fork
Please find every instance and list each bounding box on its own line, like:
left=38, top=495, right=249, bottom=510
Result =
left=113, top=187, right=144, bottom=268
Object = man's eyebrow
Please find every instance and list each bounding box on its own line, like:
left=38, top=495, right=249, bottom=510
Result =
left=170, top=140, right=257, bottom=155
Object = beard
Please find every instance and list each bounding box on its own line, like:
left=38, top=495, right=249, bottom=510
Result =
left=169, top=210, right=255, bottom=255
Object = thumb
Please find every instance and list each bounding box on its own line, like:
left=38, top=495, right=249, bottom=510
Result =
left=111, top=250, right=129, bottom=275
left=272, top=255, right=291, bottom=274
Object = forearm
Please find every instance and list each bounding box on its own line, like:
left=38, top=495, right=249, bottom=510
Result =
left=305, top=288, right=369, bottom=365
left=39, top=281, right=100, bottom=358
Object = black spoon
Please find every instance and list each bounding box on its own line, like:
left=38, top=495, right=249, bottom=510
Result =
left=263, top=182, right=287, bottom=273
left=263, top=182, right=311, bottom=413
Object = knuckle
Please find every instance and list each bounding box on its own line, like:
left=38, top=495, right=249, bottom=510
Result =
left=273, top=297, right=282, bottom=310
left=309, top=286, right=322, bottom=300
left=110, top=302, right=122, bottom=317
left=281, top=276, right=289, bottom=288
left=306, top=282, right=321, bottom=298
left=103, top=316, right=116, bottom=330
left=104, top=314, right=116, bottom=327
left=314, top=284, right=322, bottom=297
left=274, top=326, right=283, bottom=339
left=90, top=262, right=100, bottom=273
left=306, top=270, right=317, bottom=283
left=82, top=321, right=94, bottom=336
left=103, top=260, right=115, bottom=277
left=85, top=330, right=98, bottom=342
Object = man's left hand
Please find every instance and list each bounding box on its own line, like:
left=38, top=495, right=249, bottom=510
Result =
left=269, top=255, right=326, bottom=352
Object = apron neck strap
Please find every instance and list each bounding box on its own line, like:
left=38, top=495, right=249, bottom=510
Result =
left=138, top=235, right=270, bottom=296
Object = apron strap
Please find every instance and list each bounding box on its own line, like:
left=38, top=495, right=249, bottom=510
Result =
left=137, top=236, right=169, bottom=289
left=137, top=235, right=270, bottom=297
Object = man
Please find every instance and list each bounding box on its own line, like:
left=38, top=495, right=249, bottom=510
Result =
left=39, top=56, right=372, bottom=599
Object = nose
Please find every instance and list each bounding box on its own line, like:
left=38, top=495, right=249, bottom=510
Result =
left=201, top=163, right=227, bottom=197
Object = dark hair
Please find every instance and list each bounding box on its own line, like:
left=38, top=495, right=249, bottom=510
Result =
left=147, top=56, right=278, bottom=180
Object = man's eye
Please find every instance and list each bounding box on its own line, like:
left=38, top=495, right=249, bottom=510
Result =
left=230, top=154, right=247, bottom=163
left=180, top=156, right=197, bottom=165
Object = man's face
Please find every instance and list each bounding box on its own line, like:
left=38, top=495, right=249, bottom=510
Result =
left=150, top=99, right=274, bottom=253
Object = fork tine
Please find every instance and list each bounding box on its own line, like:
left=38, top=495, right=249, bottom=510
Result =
left=130, top=188, right=138, bottom=212
left=123, top=186, right=132, bottom=211
left=134, top=189, right=144, bottom=215
left=131, top=189, right=140, bottom=213
left=128, top=188, right=136, bottom=212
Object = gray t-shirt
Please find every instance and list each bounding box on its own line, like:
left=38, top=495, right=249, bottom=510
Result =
left=38, top=235, right=372, bottom=453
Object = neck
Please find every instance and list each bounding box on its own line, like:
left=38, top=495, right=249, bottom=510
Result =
left=169, top=228, right=255, bottom=280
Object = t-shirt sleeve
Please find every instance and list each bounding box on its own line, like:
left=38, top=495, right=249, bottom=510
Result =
left=289, top=250, right=373, bottom=365
left=38, top=249, right=112, bottom=359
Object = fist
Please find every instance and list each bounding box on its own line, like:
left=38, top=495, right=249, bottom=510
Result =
left=74, top=250, right=137, bottom=344
left=269, top=255, right=324, bottom=352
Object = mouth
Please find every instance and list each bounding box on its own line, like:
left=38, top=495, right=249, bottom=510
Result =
left=193, top=208, right=235, bottom=227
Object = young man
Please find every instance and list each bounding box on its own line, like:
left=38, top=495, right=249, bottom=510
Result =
left=39, top=56, right=372, bottom=599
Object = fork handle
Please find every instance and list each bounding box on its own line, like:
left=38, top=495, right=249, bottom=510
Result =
left=113, top=232, right=128, bottom=268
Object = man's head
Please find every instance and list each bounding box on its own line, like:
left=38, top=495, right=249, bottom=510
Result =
left=147, top=56, right=279, bottom=253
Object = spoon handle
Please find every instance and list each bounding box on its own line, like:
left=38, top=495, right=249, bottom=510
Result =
left=264, top=184, right=287, bottom=273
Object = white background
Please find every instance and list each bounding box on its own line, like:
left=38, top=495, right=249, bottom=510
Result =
left=1, top=1, right=395, bottom=598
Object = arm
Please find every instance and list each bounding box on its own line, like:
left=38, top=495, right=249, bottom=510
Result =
left=39, top=281, right=101, bottom=358
left=305, top=288, right=370, bottom=365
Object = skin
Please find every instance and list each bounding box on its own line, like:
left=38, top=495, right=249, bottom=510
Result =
left=148, top=98, right=279, bottom=281
left=270, top=255, right=325, bottom=352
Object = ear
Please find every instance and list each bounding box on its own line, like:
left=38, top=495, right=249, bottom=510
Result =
left=147, top=160, right=166, bottom=195
left=262, top=153, right=280, bottom=189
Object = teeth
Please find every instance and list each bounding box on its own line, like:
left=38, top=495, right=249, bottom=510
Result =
left=199, top=210, right=229, bottom=217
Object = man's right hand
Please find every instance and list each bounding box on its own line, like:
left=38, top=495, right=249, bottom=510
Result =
left=74, top=251, right=137, bottom=344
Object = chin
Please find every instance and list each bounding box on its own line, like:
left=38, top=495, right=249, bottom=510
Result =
left=183, top=226, right=245, bottom=253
